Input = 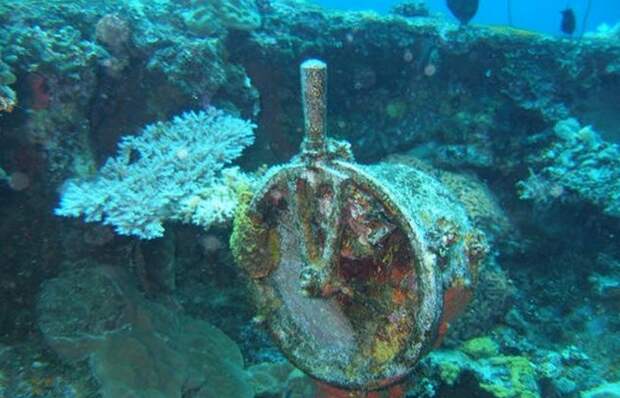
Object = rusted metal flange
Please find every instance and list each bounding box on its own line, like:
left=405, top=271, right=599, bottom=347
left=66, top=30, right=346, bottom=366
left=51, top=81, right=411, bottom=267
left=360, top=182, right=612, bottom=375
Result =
left=231, top=59, right=487, bottom=390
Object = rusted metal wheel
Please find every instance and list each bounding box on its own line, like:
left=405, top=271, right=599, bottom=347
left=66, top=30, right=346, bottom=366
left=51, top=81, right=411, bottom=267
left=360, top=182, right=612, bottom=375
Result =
left=231, top=60, right=487, bottom=391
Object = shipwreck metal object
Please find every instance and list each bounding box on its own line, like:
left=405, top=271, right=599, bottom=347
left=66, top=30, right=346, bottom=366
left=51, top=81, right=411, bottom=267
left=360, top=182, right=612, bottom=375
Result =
left=231, top=59, right=488, bottom=390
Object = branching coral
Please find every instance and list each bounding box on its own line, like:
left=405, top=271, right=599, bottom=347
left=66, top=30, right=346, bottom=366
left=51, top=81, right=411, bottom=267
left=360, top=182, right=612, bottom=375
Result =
left=55, top=107, right=256, bottom=239
left=37, top=265, right=254, bottom=398
left=183, top=0, right=261, bottom=34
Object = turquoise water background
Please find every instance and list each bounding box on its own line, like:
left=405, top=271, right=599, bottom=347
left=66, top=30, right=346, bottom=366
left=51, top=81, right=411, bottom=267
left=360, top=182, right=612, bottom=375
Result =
left=312, top=0, right=620, bottom=35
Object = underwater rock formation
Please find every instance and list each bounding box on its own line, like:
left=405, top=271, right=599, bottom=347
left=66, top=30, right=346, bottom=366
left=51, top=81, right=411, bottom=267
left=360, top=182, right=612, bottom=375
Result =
left=37, top=265, right=254, bottom=398
left=234, top=0, right=620, bottom=163
left=246, top=360, right=316, bottom=397
left=407, top=336, right=606, bottom=398
left=0, top=0, right=618, bottom=397
left=390, top=0, right=430, bottom=18
left=183, top=0, right=261, bottom=34
left=589, top=254, right=620, bottom=301
left=518, top=118, right=620, bottom=217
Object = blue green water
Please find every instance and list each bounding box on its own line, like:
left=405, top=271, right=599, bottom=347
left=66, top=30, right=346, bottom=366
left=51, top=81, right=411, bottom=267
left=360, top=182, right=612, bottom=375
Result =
left=314, top=0, right=620, bottom=35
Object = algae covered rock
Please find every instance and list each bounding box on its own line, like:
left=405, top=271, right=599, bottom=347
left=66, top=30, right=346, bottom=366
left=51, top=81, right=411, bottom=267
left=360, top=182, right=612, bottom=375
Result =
left=426, top=348, right=540, bottom=398
left=212, top=0, right=262, bottom=31
left=390, top=0, right=430, bottom=18
left=247, top=360, right=316, bottom=397
left=519, top=118, right=620, bottom=217
left=37, top=265, right=253, bottom=398
left=461, top=336, right=500, bottom=359
left=183, top=0, right=261, bottom=35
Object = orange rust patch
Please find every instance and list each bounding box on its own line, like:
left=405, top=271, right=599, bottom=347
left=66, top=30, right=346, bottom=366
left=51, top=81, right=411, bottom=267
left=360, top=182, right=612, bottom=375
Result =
left=389, top=265, right=408, bottom=284
left=434, top=321, right=450, bottom=348
left=314, top=381, right=406, bottom=398
left=442, top=282, right=473, bottom=322
left=315, top=382, right=357, bottom=398
left=434, top=282, right=473, bottom=347
left=387, top=384, right=405, bottom=398
left=391, top=288, right=407, bottom=305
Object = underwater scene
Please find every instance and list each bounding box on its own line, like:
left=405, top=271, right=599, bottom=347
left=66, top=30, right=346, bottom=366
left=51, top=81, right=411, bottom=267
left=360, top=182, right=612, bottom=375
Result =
left=0, top=0, right=619, bottom=397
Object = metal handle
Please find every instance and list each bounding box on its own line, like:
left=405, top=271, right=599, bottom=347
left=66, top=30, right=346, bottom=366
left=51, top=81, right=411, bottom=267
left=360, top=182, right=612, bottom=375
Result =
left=300, top=59, right=327, bottom=160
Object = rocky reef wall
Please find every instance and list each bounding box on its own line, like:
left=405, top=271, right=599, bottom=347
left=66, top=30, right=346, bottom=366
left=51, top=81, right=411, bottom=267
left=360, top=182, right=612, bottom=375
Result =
left=0, top=1, right=619, bottom=397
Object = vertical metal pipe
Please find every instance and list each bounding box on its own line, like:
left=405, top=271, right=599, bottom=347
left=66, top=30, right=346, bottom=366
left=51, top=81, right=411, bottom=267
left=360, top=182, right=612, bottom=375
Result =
left=300, top=59, right=327, bottom=160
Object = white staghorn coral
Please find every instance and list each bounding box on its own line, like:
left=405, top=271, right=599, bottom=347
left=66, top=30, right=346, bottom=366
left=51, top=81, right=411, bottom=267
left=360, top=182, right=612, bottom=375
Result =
left=55, top=107, right=256, bottom=239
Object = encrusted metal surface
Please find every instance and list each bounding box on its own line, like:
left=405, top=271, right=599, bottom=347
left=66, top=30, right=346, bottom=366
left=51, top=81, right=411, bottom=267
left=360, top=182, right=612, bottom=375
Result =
left=300, top=59, right=328, bottom=159
left=231, top=59, right=487, bottom=390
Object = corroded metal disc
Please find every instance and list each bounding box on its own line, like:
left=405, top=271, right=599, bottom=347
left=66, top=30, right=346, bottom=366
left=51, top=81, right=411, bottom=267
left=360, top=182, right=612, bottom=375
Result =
left=231, top=59, right=486, bottom=390
left=235, top=161, right=441, bottom=389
